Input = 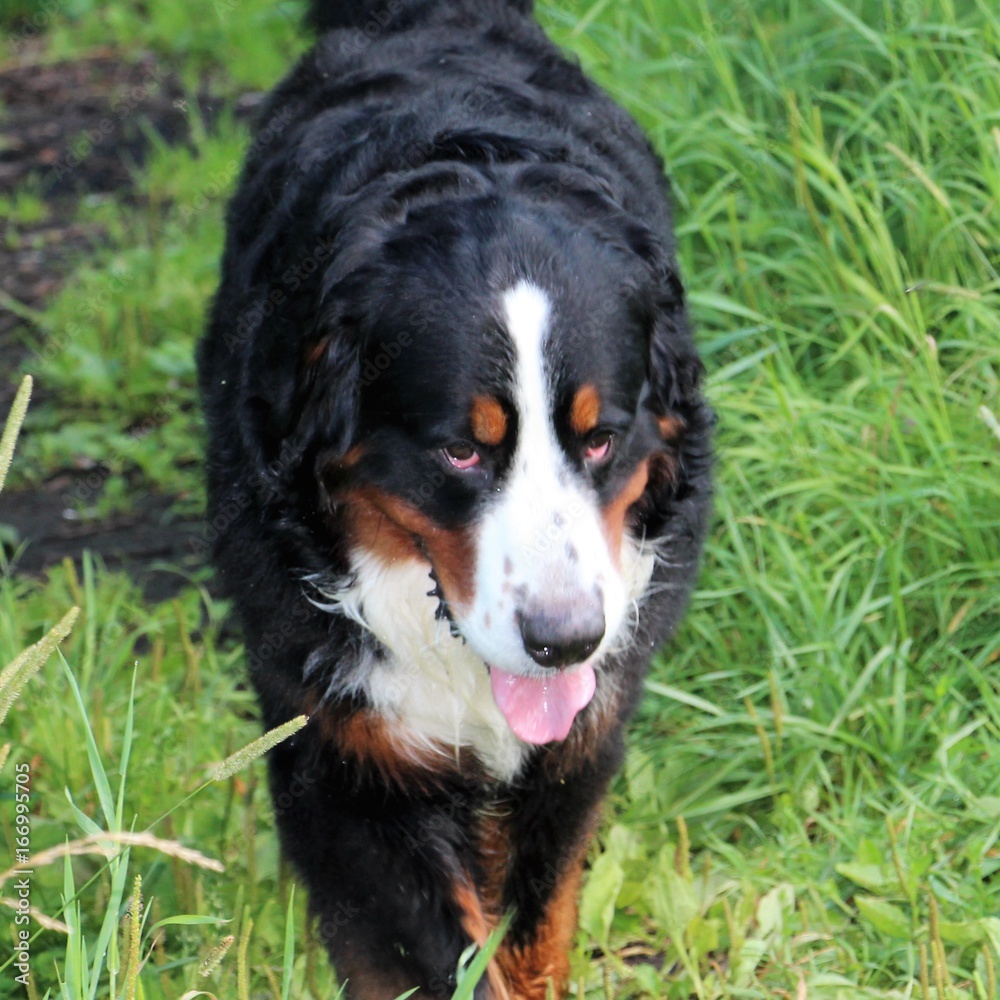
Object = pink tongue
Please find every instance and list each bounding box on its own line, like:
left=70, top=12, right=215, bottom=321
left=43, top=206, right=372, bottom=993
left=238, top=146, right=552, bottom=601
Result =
left=489, top=664, right=596, bottom=744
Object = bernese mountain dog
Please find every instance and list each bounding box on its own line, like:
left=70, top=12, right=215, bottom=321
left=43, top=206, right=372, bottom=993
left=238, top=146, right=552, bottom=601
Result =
left=198, top=0, right=713, bottom=996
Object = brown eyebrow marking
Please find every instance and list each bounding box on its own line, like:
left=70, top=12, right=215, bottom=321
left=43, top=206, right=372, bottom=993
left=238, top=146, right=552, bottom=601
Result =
left=569, top=383, right=601, bottom=436
left=657, top=415, right=686, bottom=441
left=470, top=395, right=508, bottom=446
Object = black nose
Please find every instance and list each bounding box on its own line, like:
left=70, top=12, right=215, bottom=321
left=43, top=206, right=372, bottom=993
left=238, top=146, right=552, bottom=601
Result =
left=518, top=605, right=605, bottom=669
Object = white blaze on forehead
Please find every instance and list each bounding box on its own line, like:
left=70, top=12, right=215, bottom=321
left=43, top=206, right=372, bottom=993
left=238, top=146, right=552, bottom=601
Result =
left=502, top=281, right=553, bottom=456
left=458, top=280, right=632, bottom=676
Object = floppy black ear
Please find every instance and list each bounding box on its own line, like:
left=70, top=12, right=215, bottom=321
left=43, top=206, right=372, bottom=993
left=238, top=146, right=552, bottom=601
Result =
left=282, top=299, right=363, bottom=494
left=622, top=226, right=704, bottom=420
left=647, top=269, right=705, bottom=419
left=619, top=227, right=714, bottom=537
left=230, top=290, right=362, bottom=512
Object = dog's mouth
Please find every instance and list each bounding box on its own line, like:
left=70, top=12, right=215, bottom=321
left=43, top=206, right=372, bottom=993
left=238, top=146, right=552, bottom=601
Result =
left=488, top=663, right=596, bottom=745
left=426, top=561, right=598, bottom=745
left=426, top=564, right=464, bottom=639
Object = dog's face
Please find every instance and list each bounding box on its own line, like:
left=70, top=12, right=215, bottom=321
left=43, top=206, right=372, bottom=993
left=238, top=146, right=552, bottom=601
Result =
left=307, top=197, right=689, bottom=745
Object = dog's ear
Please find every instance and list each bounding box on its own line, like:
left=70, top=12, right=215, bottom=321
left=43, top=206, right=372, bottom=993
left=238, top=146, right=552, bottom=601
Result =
left=236, top=292, right=362, bottom=504
left=620, top=225, right=712, bottom=535
left=622, top=226, right=704, bottom=422
left=288, top=299, right=363, bottom=485
left=647, top=271, right=705, bottom=430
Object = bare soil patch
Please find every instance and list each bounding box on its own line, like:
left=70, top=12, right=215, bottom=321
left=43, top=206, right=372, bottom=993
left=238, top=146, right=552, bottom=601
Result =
left=0, top=46, right=246, bottom=596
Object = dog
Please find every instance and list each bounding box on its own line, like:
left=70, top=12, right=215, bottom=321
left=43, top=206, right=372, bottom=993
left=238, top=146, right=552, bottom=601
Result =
left=198, top=0, right=712, bottom=996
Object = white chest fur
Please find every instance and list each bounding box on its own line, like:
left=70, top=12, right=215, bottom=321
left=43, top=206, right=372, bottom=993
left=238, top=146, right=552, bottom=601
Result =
left=319, top=551, right=531, bottom=783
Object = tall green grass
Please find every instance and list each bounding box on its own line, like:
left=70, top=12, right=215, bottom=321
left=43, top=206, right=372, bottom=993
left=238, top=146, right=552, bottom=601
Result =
left=2, top=0, right=998, bottom=996
left=540, top=1, right=1000, bottom=995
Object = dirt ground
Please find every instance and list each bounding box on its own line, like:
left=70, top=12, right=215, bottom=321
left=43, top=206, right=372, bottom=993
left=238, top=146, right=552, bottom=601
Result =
left=0, top=46, right=247, bottom=599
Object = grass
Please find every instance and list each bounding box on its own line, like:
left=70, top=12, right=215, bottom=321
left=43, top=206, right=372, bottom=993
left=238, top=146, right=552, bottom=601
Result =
left=13, top=118, right=247, bottom=512
left=1, top=0, right=999, bottom=997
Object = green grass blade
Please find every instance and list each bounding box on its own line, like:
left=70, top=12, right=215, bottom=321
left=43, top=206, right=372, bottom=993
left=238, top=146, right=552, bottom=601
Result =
left=281, top=886, right=295, bottom=1000
left=115, top=667, right=138, bottom=828
left=60, top=653, right=117, bottom=832
left=0, top=374, right=31, bottom=494
left=449, top=914, right=511, bottom=1000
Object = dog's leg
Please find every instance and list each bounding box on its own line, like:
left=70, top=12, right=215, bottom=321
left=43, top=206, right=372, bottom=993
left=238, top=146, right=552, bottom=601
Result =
left=493, top=852, right=587, bottom=1000
left=482, top=753, right=617, bottom=1000
left=266, top=732, right=488, bottom=999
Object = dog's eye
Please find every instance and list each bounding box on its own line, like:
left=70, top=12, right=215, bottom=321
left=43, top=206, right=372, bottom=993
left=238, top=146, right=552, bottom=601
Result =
left=443, top=443, right=481, bottom=470
left=584, top=431, right=614, bottom=464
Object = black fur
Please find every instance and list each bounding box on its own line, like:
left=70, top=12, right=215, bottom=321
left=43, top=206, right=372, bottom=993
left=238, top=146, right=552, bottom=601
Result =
left=199, top=1, right=712, bottom=996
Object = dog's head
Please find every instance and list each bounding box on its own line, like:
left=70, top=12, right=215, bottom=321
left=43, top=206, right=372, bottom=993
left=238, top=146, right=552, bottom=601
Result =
left=255, top=175, right=709, bottom=744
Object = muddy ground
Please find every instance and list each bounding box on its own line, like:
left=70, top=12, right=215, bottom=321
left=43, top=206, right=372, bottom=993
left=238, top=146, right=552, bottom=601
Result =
left=0, top=46, right=252, bottom=601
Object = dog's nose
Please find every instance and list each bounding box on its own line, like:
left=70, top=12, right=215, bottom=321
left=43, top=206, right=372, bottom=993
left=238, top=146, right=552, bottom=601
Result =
left=518, top=599, right=605, bottom=669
